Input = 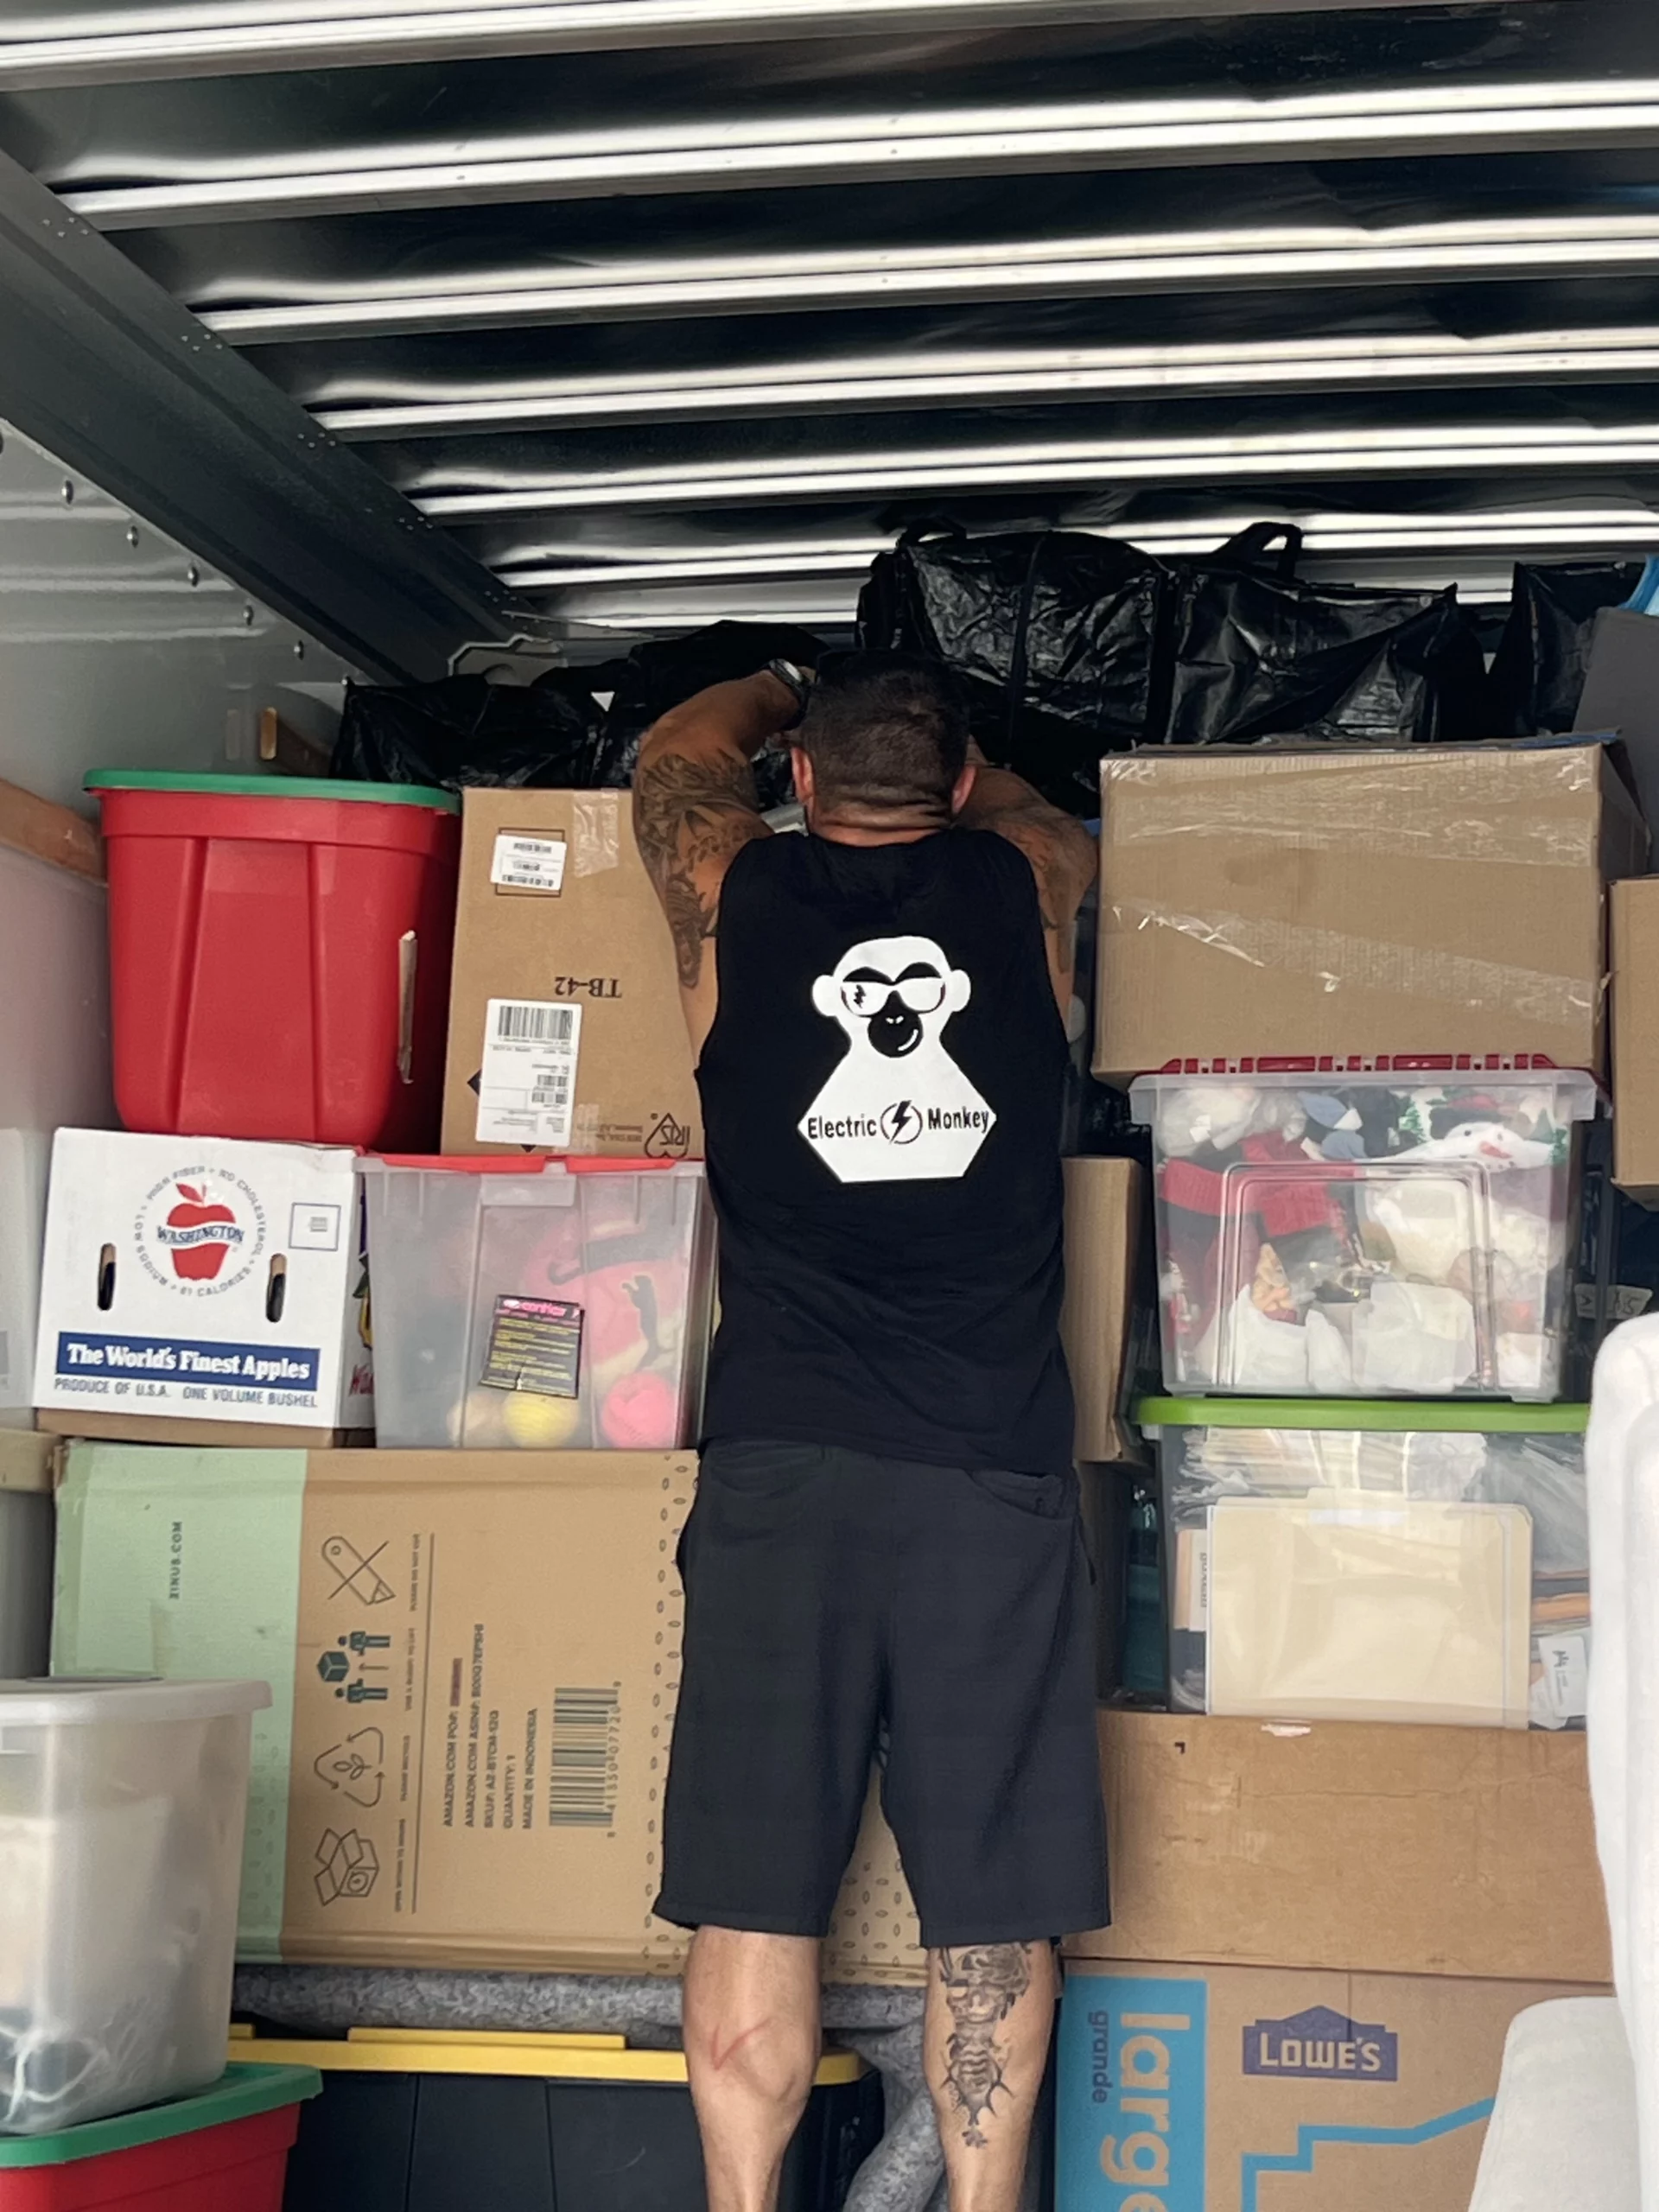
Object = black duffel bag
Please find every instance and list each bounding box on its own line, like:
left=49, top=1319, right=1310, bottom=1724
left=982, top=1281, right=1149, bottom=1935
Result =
left=858, top=522, right=1492, bottom=812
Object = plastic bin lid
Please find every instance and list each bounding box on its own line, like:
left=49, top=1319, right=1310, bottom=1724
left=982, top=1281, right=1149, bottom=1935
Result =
left=0, top=2068, right=321, bottom=2167
left=226, top=2027, right=861, bottom=2086
left=0, top=1676, right=272, bottom=1726
left=364, top=1154, right=702, bottom=1176
left=85, top=769, right=460, bottom=814
left=1135, top=1397, right=1589, bottom=1433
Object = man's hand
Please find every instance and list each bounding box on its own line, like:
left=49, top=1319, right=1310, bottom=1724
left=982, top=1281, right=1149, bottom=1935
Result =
left=632, top=671, right=799, bottom=1056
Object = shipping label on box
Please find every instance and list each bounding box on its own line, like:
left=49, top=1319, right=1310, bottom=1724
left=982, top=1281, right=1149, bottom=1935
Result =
left=32, top=1128, right=372, bottom=1433
left=1058, top=1959, right=1605, bottom=2212
left=52, top=1444, right=926, bottom=1982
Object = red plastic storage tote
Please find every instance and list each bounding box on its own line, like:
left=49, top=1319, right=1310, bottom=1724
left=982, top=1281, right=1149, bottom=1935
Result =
left=0, top=2065, right=320, bottom=2212
left=86, top=772, right=461, bottom=1150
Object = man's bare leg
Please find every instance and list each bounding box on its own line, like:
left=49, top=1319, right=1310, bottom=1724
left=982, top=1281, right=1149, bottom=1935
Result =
left=684, top=1927, right=823, bottom=2212
left=925, top=1942, right=1058, bottom=2212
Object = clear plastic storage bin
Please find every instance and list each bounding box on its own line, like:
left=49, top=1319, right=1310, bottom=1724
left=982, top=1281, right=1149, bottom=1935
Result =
left=1130, top=1066, right=1597, bottom=1399
left=1141, top=1398, right=1588, bottom=1730
left=0, top=1676, right=270, bottom=2136
left=363, top=1157, right=715, bottom=1450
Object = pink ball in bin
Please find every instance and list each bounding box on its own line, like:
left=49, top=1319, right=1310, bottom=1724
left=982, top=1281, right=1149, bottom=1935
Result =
left=601, top=1369, right=678, bottom=1448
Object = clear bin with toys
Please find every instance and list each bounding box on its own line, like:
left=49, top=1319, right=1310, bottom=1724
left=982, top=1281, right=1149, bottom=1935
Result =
left=362, top=1157, right=715, bottom=1450
left=1130, top=1064, right=1597, bottom=1400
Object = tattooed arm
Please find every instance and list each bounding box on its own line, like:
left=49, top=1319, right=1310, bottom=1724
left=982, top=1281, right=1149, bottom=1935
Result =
left=953, top=749, right=1096, bottom=1017
left=632, top=671, right=797, bottom=1057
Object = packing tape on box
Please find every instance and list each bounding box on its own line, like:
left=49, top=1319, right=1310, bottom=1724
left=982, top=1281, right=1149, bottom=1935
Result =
left=1104, top=899, right=1596, bottom=1027
left=572, top=792, right=620, bottom=878
left=1102, top=752, right=1599, bottom=866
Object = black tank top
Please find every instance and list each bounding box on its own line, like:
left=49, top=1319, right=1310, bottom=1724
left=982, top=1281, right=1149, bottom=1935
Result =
left=697, top=829, right=1075, bottom=1476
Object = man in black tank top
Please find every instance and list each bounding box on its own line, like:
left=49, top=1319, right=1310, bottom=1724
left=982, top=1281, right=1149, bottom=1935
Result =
left=634, top=652, right=1107, bottom=2212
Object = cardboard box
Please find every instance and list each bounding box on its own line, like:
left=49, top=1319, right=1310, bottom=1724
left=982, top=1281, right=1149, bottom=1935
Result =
left=1057, top=1957, right=1606, bottom=2212
left=1611, top=877, right=1659, bottom=1204
left=1577, top=605, right=1659, bottom=833
left=1072, top=1711, right=1611, bottom=1986
left=32, top=1130, right=372, bottom=1442
left=441, top=789, right=702, bottom=1160
left=0, top=1430, right=53, bottom=1675
left=1062, top=1158, right=1146, bottom=1465
left=1093, top=745, right=1645, bottom=1084
left=51, top=1443, right=924, bottom=1983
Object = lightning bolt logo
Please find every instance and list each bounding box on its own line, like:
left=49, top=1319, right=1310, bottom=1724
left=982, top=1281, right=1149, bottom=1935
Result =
left=880, top=1100, right=921, bottom=1146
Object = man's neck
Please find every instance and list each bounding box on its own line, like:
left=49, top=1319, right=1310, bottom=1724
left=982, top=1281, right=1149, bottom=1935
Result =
left=808, top=798, right=952, bottom=848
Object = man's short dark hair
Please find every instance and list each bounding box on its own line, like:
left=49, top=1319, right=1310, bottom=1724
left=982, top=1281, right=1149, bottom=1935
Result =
left=797, top=652, right=969, bottom=817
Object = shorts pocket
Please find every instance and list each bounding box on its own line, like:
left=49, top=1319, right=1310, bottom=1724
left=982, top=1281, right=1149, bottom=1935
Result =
left=966, top=1465, right=1073, bottom=1521
left=701, top=1439, right=830, bottom=1498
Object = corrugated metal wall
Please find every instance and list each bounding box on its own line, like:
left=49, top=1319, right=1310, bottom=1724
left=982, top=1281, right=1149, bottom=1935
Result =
left=3, top=0, right=1655, bottom=657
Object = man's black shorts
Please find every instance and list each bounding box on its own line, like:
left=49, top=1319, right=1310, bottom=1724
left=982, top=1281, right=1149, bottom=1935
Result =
left=655, top=1440, right=1109, bottom=1951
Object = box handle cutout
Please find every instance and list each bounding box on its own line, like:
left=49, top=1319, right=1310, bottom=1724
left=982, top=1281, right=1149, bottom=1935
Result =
left=397, top=931, right=417, bottom=1085
left=266, top=1254, right=288, bottom=1324
left=96, top=1243, right=115, bottom=1311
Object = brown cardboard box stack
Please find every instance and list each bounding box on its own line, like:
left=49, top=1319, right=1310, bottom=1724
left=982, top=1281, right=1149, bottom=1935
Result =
left=1071, top=739, right=1637, bottom=2209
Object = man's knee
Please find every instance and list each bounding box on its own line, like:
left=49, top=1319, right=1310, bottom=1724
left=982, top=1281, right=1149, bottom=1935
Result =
left=686, top=1928, right=823, bottom=2114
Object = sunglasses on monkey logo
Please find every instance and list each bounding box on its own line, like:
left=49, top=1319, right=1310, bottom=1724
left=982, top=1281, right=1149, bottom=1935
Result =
left=838, top=964, right=948, bottom=1018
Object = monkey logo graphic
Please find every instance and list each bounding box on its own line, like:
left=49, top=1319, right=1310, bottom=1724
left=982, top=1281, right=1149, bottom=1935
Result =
left=798, top=933, right=996, bottom=1184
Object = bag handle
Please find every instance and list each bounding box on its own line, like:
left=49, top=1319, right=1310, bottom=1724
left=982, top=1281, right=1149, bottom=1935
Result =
left=1208, top=521, right=1305, bottom=579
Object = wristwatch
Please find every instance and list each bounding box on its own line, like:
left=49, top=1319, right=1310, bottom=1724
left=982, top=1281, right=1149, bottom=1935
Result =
left=766, top=658, right=812, bottom=729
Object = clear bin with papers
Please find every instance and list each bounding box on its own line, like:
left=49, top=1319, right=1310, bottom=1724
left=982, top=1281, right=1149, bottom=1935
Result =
left=1140, top=1399, right=1589, bottom=1730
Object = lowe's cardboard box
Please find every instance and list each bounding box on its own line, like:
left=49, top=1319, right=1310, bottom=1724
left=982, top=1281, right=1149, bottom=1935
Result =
left=1057, top=1957, right=1605, bottom=2212
left=1094, top=744, right=1645, bottom=1084
left=441, top=788, right=702, bottom=1160
left=32, top=1129, right=372, bottom=1445
left=52, top=1444, right=923, bottom=1983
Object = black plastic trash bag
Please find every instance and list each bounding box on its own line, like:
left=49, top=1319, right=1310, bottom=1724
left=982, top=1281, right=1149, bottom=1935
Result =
left=597, top=619, right=829, bottom=810
left=859, top=522, right=1493, bottom=811
left=1488, top=560, right=1646, bottom=736
left=859, top=527, right=1166, bottom=811
left=333, top=671, right=607, bottom=791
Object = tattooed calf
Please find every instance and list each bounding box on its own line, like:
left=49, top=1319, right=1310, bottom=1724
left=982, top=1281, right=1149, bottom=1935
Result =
left=936, top=1943, right=1034, bottom=2148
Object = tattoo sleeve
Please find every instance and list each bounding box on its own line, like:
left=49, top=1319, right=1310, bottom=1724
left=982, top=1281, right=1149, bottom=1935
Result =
left=936, top=1942, right=1036, bottom=2148
left=632, top=747, right=767, bottom=991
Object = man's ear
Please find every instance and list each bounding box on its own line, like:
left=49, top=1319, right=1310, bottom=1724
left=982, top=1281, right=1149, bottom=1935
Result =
left=950, top=762, right=977, bottom=817
left=791, top=747, right=815, bottom=810
left=811, top=974, right=841, bottom=1018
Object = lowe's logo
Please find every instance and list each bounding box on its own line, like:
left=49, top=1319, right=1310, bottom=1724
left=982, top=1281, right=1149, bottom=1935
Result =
left=1243, top=2005, right=1398, bottom=2082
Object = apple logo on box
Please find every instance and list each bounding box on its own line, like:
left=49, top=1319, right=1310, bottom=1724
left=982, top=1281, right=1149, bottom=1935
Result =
left=137, top=1166, right=267, bottom=1295
left=159, top=1183, right=241, bottom=1281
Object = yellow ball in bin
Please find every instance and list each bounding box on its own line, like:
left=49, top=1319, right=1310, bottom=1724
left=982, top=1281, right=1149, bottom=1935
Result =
left=501, top=1391, right=584, bottom=1448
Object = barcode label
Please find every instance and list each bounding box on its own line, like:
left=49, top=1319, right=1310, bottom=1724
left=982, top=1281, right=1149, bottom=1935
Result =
left=548, top=1686, right=620, bottom=1827
left=477, top=999, right=583, bottom=1148
left=496, top=1002, right=575, bottom=1044
left=491, top=831, right=567, bottom=893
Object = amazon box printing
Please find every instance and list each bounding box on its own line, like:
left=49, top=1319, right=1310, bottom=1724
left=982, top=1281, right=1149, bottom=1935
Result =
left=1057, top=1957, right=1607, bottom=2212
left=31, top=1128, right=372, bottom=1444
left=1093, top=744, right=1644, bottom=1084
left=51, top=1443, right=924, bottom=1984
left=440, top=788, right=702, bottom=1160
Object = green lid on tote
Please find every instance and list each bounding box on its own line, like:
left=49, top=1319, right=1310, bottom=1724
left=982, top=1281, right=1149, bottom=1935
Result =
left=1135, top=1398, right=1589, bottom=1434
left=0, top=2066, right=321, bottom=2167
left=86, top=770, right=459, bottom=813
